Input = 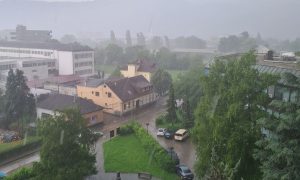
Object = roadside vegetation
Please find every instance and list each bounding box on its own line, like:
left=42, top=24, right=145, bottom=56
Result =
left=104, top=122, right=178, bottom=180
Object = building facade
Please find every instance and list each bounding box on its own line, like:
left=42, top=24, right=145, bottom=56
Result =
left=120, top=59, right=157, bottom=82
left=36, top=94, right=104, bottom=127
left=77, top=75, right=158, bottom=115
left=0, top=41, right=95, bottom=77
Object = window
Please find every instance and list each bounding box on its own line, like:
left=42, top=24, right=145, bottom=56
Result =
left=92, top=91, right=94, bottom=94
left=128, top=102, right=131, bottom=108
left=123, top=103, right=126, bottom=110
left=105, top=103, right=108, bottom=106
left=91, top=115, right=97, bottom=122
left=108, top=92, right=112, bottom=98
left=95, top=92, right=99, bottom=96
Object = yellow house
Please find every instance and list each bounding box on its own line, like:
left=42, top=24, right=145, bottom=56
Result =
left=120, top=59, right=157, bottom=82
left=77, top=75, right=158, bottom=115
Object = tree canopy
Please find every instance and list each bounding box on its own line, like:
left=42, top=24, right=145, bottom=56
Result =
left=32, top=109, right=98, bottom=180
left=254, top=72, right=300, bottom=180
left=151, top=68, right=172, bottom=96
left=193, top=52, right=277, bottom=179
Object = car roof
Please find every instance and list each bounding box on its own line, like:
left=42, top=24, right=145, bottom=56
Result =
left=176, top=129, right=187, bottom=134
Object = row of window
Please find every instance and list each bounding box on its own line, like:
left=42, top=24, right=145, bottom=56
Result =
left=74, top=53, right=93, bottom=59
left=22, top=61, right=55, bottom=68
left=0, top=48, right=53, bottom=57
left=92, top=91, right=112, bottom=98
left=74, top=61, right=93, bottom=68
left=0, top=64, right=17, bottom=71
left=123, top=94, right=156, bottom=110
left=75, top=69, right=92, bottom=75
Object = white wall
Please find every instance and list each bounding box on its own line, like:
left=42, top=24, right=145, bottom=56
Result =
left=36, top=108, right=55, bottom=118
left=57, top=51, right=74, bottom=75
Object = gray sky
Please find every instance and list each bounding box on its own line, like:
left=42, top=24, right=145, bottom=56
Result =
left=0, top=0, right=299, bottom=40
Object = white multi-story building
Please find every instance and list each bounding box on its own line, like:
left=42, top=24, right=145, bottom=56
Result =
left=0, top=56, right=56, bottom=90
left=0, top=41, right=95, bottom=77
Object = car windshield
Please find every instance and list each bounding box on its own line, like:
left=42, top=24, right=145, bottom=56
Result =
left=182, top=168, right=191, bottom=173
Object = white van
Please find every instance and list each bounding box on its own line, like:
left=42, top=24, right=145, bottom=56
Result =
left=174, top=129, right=189, bottom=141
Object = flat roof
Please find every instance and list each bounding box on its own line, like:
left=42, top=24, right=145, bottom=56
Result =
left=0, top=41, right=93, bottom=52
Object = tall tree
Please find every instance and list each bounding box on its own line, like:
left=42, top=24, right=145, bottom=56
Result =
left=110, top=30, right=116, bottom=43
left=137, top=32, right=146, bottom=46
left=193, top=52, right=277, bottom=179
left=126, top=30, right=132, bottom=46
left=4, top=69, right=36, bottom=129
left=182, top=99, right=193, bottom=128
left=105, top=44, right=123, bottom=64
left=33, top=109, right=98, bottom=180
left=166, top=83, right=176, bottom=125
left=150, top=36, right=163, bottom=50
left=254, top=72, right=300, bottom=180
left=164, top=36, right=170, bottom=49
left=151, top=68, right=172, bottom=96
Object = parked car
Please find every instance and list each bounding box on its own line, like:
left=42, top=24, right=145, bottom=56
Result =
left=176, top=165, right=194, bottom=180
left=164, top=130, right=175, bottom=139
left=174, top=129, right=189, bottom=141
left=156, top=128, right=167, bottom=136
left=166, top=148, right=180, bottom=165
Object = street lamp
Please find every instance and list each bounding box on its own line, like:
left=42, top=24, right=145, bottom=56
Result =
left=146, top=123, right=149, bottom=133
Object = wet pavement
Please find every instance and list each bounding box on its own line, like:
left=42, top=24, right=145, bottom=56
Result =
left=0, top=97, right=196, bottom=179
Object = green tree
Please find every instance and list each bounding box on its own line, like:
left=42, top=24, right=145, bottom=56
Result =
left=182, top=99, right=193, bottom=128
left=60, top=34, right=77, bottom=44
left=32, top=109, right=98, bottom=180
left=110, top=66, right=123, bottom=77
left=193, top=52, right=277, bottom=179
left=126, top=30, right=132, bottom=46
left=4, top=69, right=36, bottom=129
left=174, top=65, right=204, bottom=109
left=105, top=44, right=124, bottom=64
left=254, top=72, right=300, bottom=180
left=166, top=83, right=177, bottom=125
left=151, top=68, right=172, bottom=96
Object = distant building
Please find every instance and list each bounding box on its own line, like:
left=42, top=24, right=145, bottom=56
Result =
left=10, top=25, right=52, bottom=42
left=36, top=94, right=104, bottom=127
left=0, top=41, right=95, bottom=77
left=77, top=75, right=158, bottom=115
left=120, top=59, right=157, bottom=82
left=0, top=56, right=56, bottom=90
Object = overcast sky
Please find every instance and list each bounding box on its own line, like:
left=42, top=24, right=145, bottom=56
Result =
left=0, top=0, right=299, bottom=40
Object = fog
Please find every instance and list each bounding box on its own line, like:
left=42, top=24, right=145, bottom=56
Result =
left=0, top=0, right=299, bottom=40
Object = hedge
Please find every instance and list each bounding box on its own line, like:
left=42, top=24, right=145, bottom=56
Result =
left=0, top=137, right=41, bottom=165
left=119, top=122, right=175, bottom=172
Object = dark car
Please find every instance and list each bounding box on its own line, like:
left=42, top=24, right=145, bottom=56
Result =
left=176, top=165, right=194, bottom=180
left=166, top=148, right=180, bottom=165
left=164, top=130, right=175, bottom=139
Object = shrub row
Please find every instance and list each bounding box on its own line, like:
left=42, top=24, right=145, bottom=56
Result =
left=0, top=137, right=41, bottom=165
left=119, top=122, right=175, bottom=172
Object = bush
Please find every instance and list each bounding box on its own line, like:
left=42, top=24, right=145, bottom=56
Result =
left=5, top=167, right=35, bottom=180
left=119, top=123, right=134, bottom=135
left=129, top=122, right=176, bottom=172
left=0, top=137, right=41, bottom=165
left=155, top=115, right=166, bottom=126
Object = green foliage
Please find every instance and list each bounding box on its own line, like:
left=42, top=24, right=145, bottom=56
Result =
left=254, top=73, right=300, bottom=180
left=32, top=109, right=98, bottom=180
left=166, top=83, right=177, bottom=125
left=173, top=36, right=206, bottom=49
left=105, top=44, right=124, bottom=64
left=0, top=137, right=41, bottom=164
left=151, top=69, right=172, bottom=96
left=296, top=51, right=300, bottom=56
left=155, top=114, right=166, bottom=126
left=218, top=32, right=257, bottom=53
left=119, top=123, right=134, bottom=135
left=110, top=66, right=123, bottom=77
left=5, top=167, right=35, bottom=180
left=193, top=52, right=278, bottom=179
left=3, top=69, right=36, bottom=129
left=174, top=65, right=204, bottom=110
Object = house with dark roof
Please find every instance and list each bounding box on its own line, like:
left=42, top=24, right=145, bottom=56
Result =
left=36, top=94, right=104, bottom=126
left=120, top=59, right=157, bottom=82
left=77, top=75, right=158, bottom=115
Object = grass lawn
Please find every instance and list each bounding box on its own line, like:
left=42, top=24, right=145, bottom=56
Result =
left=0, top=136, right=40, bottom=154
left=166, top=69, right=187, bottom=82
left=95, top=64, right=115, bottom=74
left=103, top=135, right=179, bottom=180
